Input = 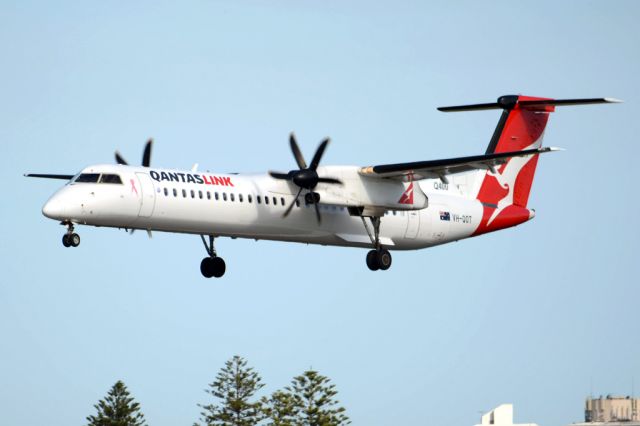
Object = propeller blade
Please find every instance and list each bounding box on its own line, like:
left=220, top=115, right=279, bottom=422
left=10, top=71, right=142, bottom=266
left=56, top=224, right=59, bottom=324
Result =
left=269, top=171, right=291, bottom=180
left=24, top=173, right=74, bottom=180
left=283, top=187, right=304, bottom=218
left=309, top=138, right=330, bottom=170
left=115, top=151, right=128, bottom=165
left=289, top=133, right=307, bottom=169
left=313, top=201, right=322, bottom=224
left=317, top=177, right=342, bottom=185
left=142, top=138, right=153, bottom=167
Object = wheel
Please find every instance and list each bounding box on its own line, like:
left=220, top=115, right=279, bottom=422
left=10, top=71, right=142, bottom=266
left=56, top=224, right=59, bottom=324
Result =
left=211, top=257, right=226, bottom=278
left=200, top=257, right=215, bottom=278
left=62, top=234, right=71, bottom=247
left=366, top=250, right=380, bottom=271
left=377, top=249, right=392, bottom=270
left=69, top=233, right=80, bottom=247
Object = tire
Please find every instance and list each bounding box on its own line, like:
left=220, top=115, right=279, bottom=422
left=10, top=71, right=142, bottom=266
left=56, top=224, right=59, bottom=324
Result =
left=366, top=250, right=380, bottom=271
left=200, top=257, right=215, bottom=278
left=211, top=257, right=226, bottom=278
left=378, top=249, right=392, bottom=271
left=69, top=233, right=80, bottom=247
left=62, top=234, right=71, bottom=247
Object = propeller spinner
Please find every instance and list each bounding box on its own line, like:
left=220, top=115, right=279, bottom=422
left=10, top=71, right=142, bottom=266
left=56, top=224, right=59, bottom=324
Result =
left=269, top=133, right=342, bottom=223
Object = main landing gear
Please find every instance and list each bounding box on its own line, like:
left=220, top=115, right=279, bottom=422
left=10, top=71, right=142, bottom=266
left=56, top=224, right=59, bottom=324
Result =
left=61, top=222, right=80, bottom=248
left=200, top=235, right=226, bottom=278
left=361, top=216, right=392, bottom=271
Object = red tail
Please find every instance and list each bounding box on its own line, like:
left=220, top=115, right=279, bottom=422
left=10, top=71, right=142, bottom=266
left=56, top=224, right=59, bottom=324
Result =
left=437, top=95, right=619, bottom=235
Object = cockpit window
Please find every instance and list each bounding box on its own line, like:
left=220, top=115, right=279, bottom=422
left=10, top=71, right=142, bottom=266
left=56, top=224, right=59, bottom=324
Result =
left=75, top=173, right=100, bottom=183
left=99, top=174, right=123, bottom=184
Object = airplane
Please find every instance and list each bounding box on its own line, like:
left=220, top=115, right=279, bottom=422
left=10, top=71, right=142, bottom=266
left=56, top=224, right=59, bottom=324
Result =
left=26, top=95, right=619, bottom=278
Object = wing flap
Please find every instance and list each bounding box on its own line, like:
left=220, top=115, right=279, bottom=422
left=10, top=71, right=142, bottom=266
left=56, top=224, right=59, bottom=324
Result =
left=359, top=147, right=561, bottom=181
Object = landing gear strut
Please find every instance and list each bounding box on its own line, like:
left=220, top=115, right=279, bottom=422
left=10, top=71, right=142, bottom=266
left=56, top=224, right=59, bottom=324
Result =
left=61, top=221, right=80, bottom=248
left=361, top=216, right=392, bottom=271
left=200, top=235, right=226, bottom=278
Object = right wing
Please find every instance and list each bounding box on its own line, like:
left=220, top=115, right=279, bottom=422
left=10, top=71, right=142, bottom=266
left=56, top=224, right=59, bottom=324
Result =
left=24, top=173, right=74, bottom=180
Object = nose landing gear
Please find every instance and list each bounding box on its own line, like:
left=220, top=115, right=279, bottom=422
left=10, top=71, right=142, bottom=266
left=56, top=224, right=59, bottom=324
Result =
left=61, top=222, right=80, bottom=247
left=200, top=235, right=226, bottom=278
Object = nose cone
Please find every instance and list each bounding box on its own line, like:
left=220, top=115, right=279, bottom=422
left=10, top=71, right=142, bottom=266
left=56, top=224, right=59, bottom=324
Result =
left=42, top=195, right=66, bottom=219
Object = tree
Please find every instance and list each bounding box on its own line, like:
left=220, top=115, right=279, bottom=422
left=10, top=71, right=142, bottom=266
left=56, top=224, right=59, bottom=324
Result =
left=270, top=370, right=350, bottom=426
left=196, top=355, right=265, bottom=426
left=261, top=390, right=298, bottom=426
left=86, top=380, right=147, bottom=426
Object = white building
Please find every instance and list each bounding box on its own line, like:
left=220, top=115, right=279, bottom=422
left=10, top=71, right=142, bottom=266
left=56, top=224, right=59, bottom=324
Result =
left=475, top=404, right=538, bottom=426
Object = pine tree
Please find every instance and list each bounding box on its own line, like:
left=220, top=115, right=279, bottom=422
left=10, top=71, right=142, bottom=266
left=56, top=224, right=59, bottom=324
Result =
left=196, top=355, right=265, bottom=426
left=287, top=370, right=350, bottom=426
left=261, top=390, right=298, bottom=426
left=86, top=380, right=147, bottom=426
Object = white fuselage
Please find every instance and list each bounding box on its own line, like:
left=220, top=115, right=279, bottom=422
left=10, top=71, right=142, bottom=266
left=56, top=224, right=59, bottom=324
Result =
left=42, top=164, right=508, bottom=251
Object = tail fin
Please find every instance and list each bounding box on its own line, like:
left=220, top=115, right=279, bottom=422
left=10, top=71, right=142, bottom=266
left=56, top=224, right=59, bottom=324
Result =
left=482, top=95, right=552, bottom=207
left=439, top=95, right=620, bottom=233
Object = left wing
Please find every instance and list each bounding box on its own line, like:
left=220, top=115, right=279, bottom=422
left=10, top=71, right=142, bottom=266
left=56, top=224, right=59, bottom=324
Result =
left=359, top=147, right=561, bottom=182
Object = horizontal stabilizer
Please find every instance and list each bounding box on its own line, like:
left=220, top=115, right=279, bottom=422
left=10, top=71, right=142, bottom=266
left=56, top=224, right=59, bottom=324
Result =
left=438, top=96, right=622, bottom=112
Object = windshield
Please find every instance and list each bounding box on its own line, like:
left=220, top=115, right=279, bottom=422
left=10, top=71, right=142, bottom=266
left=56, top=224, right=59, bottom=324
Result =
left=99, top=174, right=123, bottom=184
left=74, top=173, right=100, bottom=183
left=73, top=173, right=123, bottom=184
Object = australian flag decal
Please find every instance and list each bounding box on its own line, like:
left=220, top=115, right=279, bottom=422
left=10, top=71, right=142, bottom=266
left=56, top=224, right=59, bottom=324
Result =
left=439, top=211, right=451, bottom=221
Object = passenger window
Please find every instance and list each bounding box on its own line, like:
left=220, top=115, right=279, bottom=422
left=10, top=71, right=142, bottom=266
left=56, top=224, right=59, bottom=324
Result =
left=215, top=192, right=219, bottom=201
left=182, top=189, right=187, bottom=198
left=295, top=199, right=300, bottom=207
left=223, top=193, right=227, bottom=201
left=75, top=173, right=100, bottom=183
left=265, top=197, right=269, bottom=205
left=230, top=193, right=235, bottom=202
left=207, top=191, right=211, bottom=200
left=257, top=195, right=261, bottom=204
left=173, top=188, right=178, bottom=197
left=272, top=197, right=277, bottom=205
left=280, top=197, right=285, bottom=206
left=248, top=194, right=252, bottom=203
left=99, top=174, right=123, bottom=184
left=239, top=194, right=243, bottom=202
left=164, top=188, right=168, bottom=196
left=198, top=190, right=203, bottom=199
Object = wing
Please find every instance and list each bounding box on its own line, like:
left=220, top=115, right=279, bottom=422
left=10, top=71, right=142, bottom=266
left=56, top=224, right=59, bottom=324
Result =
left=24, top=173, right=74, bottom=180
left=359, top=147, right=561, bottom=182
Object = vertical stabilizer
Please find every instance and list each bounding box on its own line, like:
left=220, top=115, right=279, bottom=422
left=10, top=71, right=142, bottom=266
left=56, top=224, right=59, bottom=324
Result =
left=438, top=95, right=620, bottom=235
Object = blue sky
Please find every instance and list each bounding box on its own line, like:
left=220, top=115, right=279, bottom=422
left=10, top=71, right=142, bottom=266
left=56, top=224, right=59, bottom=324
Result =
left=1, top=1, right=639, bottom=425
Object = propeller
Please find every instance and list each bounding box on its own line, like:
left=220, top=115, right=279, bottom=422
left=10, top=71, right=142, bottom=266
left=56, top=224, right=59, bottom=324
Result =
left=115, top=138, right=153, bottom=167
left=269, top=133, right=342, bottom=223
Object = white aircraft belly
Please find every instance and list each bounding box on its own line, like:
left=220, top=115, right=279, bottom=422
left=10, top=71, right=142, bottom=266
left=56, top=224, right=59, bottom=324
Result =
left=80, top=172, right=485, bottom=252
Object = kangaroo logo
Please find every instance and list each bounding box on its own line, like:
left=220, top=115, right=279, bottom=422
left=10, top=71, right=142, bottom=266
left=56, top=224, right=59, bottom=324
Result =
left=398, top=176, right=414, bottom=205
left=485, top=150, right=536, bottom=225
